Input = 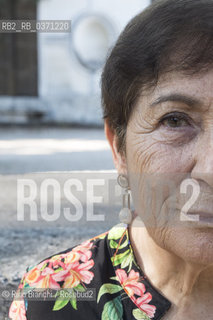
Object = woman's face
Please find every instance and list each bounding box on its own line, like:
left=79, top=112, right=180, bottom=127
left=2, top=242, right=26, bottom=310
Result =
left=126, top=69, right=213, bottom=265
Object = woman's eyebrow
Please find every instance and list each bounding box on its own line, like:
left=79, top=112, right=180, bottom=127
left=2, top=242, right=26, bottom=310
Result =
left=150, top=93, right=201, bottom=108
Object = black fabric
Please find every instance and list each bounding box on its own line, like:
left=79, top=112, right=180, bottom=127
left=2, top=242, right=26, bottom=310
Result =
left=9, top=224, right=171, bottom=320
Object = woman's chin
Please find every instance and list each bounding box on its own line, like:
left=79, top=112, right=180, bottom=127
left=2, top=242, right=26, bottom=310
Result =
left=149, top=226, right=213, bottom=266
left=170, top=230, right=213, bottom=266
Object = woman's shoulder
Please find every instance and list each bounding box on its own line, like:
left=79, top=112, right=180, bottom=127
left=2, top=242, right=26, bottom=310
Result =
left=25, top=229, right=110, bottom=287
left=9, top=224, right=170, bottom=320
left=23, top=223, right=127, bottom=282
left=9, top=224, right=128, bottom=319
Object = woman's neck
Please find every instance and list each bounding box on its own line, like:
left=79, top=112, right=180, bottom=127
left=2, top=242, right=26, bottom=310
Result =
left=129, top=217, right=213, bottom=307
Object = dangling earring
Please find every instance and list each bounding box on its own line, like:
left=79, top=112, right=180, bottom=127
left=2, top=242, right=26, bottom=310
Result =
left=117, top=174, right=132, bottom=224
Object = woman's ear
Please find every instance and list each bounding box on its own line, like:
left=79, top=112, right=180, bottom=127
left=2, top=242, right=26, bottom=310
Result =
left=104, top=119, right=127, bottom=174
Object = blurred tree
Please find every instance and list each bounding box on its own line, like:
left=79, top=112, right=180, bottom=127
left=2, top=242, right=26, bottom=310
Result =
left=0, top=0, right=38, bottom=96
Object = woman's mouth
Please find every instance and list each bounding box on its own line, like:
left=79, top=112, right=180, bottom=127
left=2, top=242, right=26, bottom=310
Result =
left=181, top=211, right=213, bottom=227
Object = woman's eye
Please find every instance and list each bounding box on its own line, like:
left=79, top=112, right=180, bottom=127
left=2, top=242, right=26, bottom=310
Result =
left=159, top=114, right=190, bottom=128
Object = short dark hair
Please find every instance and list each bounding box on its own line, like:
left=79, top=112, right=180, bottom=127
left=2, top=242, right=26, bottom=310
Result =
left=101, top=0, right=213, bottom=153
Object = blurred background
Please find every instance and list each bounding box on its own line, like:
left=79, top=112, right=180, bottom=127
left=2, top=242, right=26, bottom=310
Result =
left=0, top=0, right=154, bottom=174
left=0, top=0, right=155, bottom=318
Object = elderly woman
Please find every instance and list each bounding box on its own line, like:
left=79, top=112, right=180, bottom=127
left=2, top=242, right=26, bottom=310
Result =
left=9, top=0, right=213, bottom=319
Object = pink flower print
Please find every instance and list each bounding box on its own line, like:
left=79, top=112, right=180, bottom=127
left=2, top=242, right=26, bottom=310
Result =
left=29, top=267, right=69, bottom=289
left=64, top=251, right=81, bottom=265
left=134, top=293, right=156, bottom=318
left=36, top=260, right=49, bottom=270
left=9, top=299, right=27, bottom=320
left=63, top=260, right=95, bottom=288
left=48, top=255, right=67, bottom=270
left=75, top=260, right=95, bottom=284
left=25, top=267, right=41, bottom=285
left=115, top=269, right=146, bottom=297
left=72, top=240, right=93, bottom=262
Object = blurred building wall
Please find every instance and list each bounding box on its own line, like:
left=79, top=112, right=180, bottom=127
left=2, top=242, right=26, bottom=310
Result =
left=0, top=0, right=37, bottom=96
left=0, top=0, right=42, bottom=123
left=0, top=0, right=151, bottom=125
left=37, top=0, right=150, bottom=125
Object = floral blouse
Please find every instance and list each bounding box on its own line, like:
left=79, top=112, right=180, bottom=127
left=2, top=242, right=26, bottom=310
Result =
left=9, top=224, right=171, bottom=320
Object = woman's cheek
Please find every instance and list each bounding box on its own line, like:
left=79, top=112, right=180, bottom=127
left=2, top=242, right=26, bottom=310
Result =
left=127, top=145, right=173, bottom=226
left=152, top=126, right=198, bottom=147
left=127, top=138, right=194, bottom=228
left=127, top=133, right=176, bottom=174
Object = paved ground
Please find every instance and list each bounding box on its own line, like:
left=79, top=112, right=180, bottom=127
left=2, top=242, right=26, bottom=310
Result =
left=0, top=127, right=114, bottom=174
left=0, top=127, right=118, bottom=319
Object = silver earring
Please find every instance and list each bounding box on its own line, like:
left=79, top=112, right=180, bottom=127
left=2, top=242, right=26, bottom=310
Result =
left=117, top=174, right=132, bottom=224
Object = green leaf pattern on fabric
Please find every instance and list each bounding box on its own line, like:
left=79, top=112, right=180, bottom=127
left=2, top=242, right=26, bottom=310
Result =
left=107, top=224, right=126, bottom=240
left=120, top=252, right=133, bottom=270
left=53, top=289, right=76, bottom=311
left=101, top=296, right=123, bottom=320
left=9, top=224, right=156, bottom=320
left=70, top=295, right=77, bottom=310
left=110, top=239, right=128, bottom=250
left=100, top=224, right=155, bottom=320
left=133, top=308, right=151, bottom=320
left=111, top=250, right=130, bottom=267
left=74, top=284, right=86, bottom=292
left=53, top=298, right=69, bottom=311
left=97, top=284, right=123, bottom=303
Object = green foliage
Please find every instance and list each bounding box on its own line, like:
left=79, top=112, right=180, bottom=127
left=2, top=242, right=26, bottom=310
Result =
left=101, top=297, right=123, bottom=320
left=108, top=225, right=126, bottom=240
left=70, top=295, right=77, bottom=310
left=74, top=284, right=86, bottom=292
left=97, top=283, right=123, bottom=303
left=109, top=239, right=128, bottom=250
left=53, top=297, right=69, bottom=311
left=111, top=249, right=130, bottom=266
left=132, top=308, right=151, bottom=320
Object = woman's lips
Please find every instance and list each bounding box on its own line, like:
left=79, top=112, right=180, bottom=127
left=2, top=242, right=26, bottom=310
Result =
left=179, top=210, right=213, bottom=226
